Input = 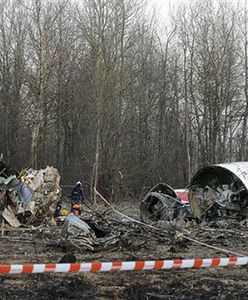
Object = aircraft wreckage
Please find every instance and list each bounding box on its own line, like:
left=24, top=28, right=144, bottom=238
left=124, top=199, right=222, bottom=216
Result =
left=2, top=160, right=248, bottom=229
left=140, top=162, right=248, bottom=223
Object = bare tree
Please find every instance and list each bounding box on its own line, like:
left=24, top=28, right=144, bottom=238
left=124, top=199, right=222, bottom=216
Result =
left=0, top=1, right=27, bottom=165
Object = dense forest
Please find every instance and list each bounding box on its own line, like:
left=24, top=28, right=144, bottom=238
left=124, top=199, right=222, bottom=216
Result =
left=0, top=0, right=247, bottom=199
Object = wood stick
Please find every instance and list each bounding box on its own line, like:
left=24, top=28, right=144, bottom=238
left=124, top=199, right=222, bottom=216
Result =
left=1, top=219, right=4, bottom=237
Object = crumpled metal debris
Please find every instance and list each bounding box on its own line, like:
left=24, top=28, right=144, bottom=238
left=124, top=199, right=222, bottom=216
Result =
left=140, top=183, right=190, bottom=223
left=0, top=162, right=61, bottom=227
left=7, top=176, right=33, bottom=206
left=61, top=214, right=120, bottom=251
left=0, top=161, right=33, bottom=208
left=188, top=162, right=248, bottom=221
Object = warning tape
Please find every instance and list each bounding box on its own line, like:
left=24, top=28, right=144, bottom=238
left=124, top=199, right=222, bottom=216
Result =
left=0, top=257, right=247, bottom=274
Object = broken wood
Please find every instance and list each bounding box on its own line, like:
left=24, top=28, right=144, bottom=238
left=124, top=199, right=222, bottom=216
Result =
left=1, top=218, right=4, bottom=237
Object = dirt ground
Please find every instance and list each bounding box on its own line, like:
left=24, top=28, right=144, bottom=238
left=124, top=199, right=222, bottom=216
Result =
left=0, top=200, right=248, bottom=300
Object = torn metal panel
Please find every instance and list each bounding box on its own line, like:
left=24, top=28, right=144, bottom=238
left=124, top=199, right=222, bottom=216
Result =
left=188, top=162, right=248, bottom=220
left=66, top=213, right=91, bottom=233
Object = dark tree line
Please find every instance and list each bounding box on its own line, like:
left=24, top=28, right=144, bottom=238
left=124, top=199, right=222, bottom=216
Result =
left=0, top=0, right=248, bottom=199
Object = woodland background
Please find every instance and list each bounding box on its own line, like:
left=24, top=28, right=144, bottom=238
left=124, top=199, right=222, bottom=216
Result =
left=1, top=0, right=248, bottom=199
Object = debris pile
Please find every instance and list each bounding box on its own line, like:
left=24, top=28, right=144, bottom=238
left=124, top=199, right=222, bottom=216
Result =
left=24, top=166, right=61, bottom=223
left=0, top=162, right=60, bottom=227
left=60, top=211, right=127, bottom=252
left=61, top=213, right=96, bottom=251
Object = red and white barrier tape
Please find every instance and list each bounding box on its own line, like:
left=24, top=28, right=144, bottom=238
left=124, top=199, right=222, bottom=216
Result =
left=0, top=257, right=247, bottom=274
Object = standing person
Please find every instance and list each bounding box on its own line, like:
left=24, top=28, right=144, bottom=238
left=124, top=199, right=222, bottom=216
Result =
left=71, top=181, right=85, bottom=205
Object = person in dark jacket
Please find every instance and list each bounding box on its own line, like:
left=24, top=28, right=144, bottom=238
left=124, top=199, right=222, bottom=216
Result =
left=71, top=181, right=85, bottom=204
left=54, top=200, right=62, bottom=218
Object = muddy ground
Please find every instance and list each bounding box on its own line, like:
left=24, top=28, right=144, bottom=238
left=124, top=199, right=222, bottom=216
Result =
left=0, top=200, right=248, bottom=300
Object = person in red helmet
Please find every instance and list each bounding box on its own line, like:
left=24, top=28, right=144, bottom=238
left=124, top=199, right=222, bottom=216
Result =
left=71, top=203, right=82, bottom=216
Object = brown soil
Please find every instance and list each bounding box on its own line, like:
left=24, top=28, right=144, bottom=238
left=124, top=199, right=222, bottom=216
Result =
left=0, top=200, right=248, bottom=300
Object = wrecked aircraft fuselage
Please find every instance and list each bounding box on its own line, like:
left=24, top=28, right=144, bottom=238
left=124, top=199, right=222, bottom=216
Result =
left=140, top=162, right=248, bottom=224
left=188, top=162, right=248, bottom=221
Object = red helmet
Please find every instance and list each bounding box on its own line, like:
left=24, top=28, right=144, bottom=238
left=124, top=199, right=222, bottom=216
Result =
left=72, top=203, right=81, bottom=215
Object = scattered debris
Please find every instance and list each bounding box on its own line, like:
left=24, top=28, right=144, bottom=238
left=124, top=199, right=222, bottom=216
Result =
left=1, top=162, right=248, bottom=299
left=1, top=160, right=248, bottom=259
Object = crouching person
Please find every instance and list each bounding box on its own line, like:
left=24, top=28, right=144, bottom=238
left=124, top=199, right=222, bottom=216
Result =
left=71, top=203, right=82, bottom=216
